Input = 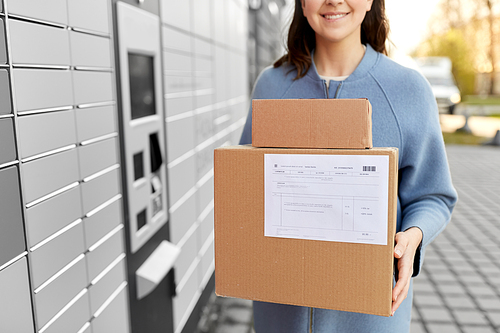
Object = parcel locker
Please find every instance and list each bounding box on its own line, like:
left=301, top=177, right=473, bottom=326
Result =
left=0, top=258, right=35, bottom=333
left=0, top=18, right=6, bottom=64
left=0, top=118, right=16, bottom=165
left=0, top=69, right=12, bottom=115
left=0, top=166, right=25, bottom=268
left=7, top=0, right=68, bottom=25
left=115, top=2, right=178, bottom=332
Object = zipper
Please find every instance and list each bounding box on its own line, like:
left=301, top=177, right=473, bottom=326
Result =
left=334, top=81, right=342, bottom=98
left=309, top=307, right=313, bottom=333
left=324, top=80, right=329, bottom=99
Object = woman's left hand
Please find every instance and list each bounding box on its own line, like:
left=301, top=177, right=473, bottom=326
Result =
left=391, top=227, right=423, bottom=316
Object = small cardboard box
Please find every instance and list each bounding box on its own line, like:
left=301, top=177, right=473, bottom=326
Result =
left=252, top=99, right=372, bottom=149
left=214, top=145, right=398, bottom=316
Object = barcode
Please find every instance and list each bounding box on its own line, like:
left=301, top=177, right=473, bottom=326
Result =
left=363, top=166, right=376, bottom=172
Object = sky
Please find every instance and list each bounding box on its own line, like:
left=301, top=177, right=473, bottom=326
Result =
left=385, top=0, right=441, bottom=56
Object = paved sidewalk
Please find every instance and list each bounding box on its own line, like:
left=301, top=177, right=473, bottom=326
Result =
left=196, top=145, right=500, bottom=333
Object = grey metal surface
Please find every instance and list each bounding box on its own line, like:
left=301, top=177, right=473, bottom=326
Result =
left=83, top=199, right=122, bottom=249
left=0, top=69, right=12, bottom=115
left=91, top=287, right=130, bottom=333
left=7, top=0, right=68, bottom=25
left=42, top=290, right=90, bottom=333
left=68, top=0, right=110, bottom=35
left=85, top=230, right=124, bottom=282
left=0, top=258, right=35, bottom=333
left=75, top=105, right=117, bottom=143
left=78, top=138, right=118, bottom=179
left=0, top=118, right=16, bottom=165
left=26, top=186, right=82, bottom=247
left=89, top=258, right=126, bottom=313
left=17, top=110, right=77, bottom=158
left=0, top=166, right=25, bottom=267
left=70, top=31, right=111, bottom=68
left=12, top=68, right=73, bottom=112
left=0, top=18, right=7, bottom=64
left=72, top=71, right=113, bottom=106
left=80, top=168, right=120, bottom=214
left=9, top=19, right=70, bottom=65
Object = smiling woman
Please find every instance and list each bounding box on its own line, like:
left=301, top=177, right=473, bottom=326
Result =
left=240, top=0, right=458, bottom=332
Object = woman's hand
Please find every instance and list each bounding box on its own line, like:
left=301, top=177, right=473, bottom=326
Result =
left=391, top=227, right=423, bottom=316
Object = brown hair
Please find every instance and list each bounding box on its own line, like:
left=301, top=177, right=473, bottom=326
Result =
left=274, top=0, right=390, bottom=79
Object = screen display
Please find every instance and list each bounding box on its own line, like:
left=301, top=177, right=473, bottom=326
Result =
left=128, top=53, right=156, bottom=119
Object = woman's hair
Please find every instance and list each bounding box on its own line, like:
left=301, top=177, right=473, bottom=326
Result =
left=274, top=0, right=390, bottom=79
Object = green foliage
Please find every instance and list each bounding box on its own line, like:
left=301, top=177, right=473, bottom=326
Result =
left=442, top=131, right=489, bottom=145
left=417, top=29, right=476, bottom=95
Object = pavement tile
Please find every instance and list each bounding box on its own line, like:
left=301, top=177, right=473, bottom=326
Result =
left=223, top=308, right=253, bottom=325
left=476, top=299, right=500, bottom=311
left=452, top=310, right=489, bottom=325
left=419, top=308, right=454, bottom=323
left=410, top=321, right=426, bottom=333
left=459, top=274, right=486, bottom=285
left=485, top=311, right=500, bottom=326
left=413, top=281, right=436, bottom=293
left=436, top=284, right=467, bottom=296
left=414, top=294, right=445, bottom=307
left=443, top=295, right=477, bottom=309
left=466, top=285, right=497, bottom=297
left=461, top=326, right=498, bottom=333
left=426, top=323, right=461, bottom=333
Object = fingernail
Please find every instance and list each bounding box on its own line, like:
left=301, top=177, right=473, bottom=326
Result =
left=392, top=311, right=395, bottom=316
left=395, top=249, right=402, bottom=257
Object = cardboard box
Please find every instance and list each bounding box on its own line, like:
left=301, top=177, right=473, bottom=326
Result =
left=214, top=145, right=398, bottom=316
left=252, top=99, right=372, bottom=149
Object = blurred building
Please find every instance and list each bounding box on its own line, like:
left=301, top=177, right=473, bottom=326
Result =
left=0, top=0, right=249, bottom=332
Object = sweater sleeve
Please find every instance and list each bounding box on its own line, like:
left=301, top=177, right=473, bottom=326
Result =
left=397, top=73, right=458, bottom=277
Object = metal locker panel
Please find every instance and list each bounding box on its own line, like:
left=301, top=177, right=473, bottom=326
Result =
left=194, top=112, right=213, bottom=147
left=0, top=1, right=3, bottom=12
left=163, top=51, right=192, bottom=73
left=13, top=69, right=73, bottom=112
left=0, top=166, right=25, bottom=268
left=80, top=168, right=120, bottom=214
left=42, top=290, right=91, bottom=333
left=89, top=258, right=126, bottom=313
left=17, top=110, right=77, bottom=159
left=0, top=69, right=12, bottom=115
left=22, top=149, right=79, bottom=205
left=166, top=117, right=195, bottom=163
left=34, top=257, right=87, bottom=327
left=70, top=32, right=111, bottom=68
left=30, top=222, right=85, bottom=288
left=165, top=96, right=193, bottom=118
left=86, top=230, right=124, bottom=282
left=172, top=267, right=198, bottom=330
left=164, top=75, right=193, bottom=94
left=0, top=118, right=17, bottom=165
left=73, top=71, right=113, bottom=106
left=193, top=38, right=211, bottom=59
left=167, top=155, right=196, bottom=206
left=192, top=0, right=211, bottom=39
left=161, top=0, right=190, bottom=33
left=170, top=195, right=196, bottom=245
left=78, top=138, right=118, bottom=179
left=199, top=239, right=214, bottom=286
left=199, top=209, right=214, bottom=251
left=174, top=230, right=198, bottom=283
left=75, top=105, right=116, bottom=143
left=195, top=56, right=212, bottom=75
left=26, top=186, right=82, bottom=248
left=0, top=258, right=35, bottom=333
left=67, top=0, right=110, bottom=35
left=162, top=26, right=191, bottom=53
left=84, top=199, right=122, bottom=249
left=196, top=175, right=214, bottom=216
left=193, top=76, right=213, bottom=91
left=196, top=144, right=214, bottom=178
left=7, top=0, right=68, bottom=25
left=9, top=20, right=70, bottom=66
left=213, top=0, right=227, bottom=44
left=0, top=19, right=6, bottom=64
left=91, top=287, right=129, bottom=333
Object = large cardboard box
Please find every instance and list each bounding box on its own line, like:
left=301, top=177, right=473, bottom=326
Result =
left=214, top=145, right=398, bottom=316
left=252, top=99, right=372, bottom=149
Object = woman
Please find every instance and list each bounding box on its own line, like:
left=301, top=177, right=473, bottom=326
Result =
left=239, top=0, right=458, bottom=331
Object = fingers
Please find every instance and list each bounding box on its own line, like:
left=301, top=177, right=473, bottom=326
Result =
left=393, top=232, right=409, bottom=259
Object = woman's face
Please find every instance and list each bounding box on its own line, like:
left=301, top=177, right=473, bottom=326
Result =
left=301, top=0, right=373, bottom=46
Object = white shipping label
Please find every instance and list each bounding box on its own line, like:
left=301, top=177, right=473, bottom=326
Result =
left=264, top=154, right=389, bottom=245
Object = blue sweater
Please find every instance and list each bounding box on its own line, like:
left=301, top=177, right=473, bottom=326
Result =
left=240, top=44, right=458, bottom=276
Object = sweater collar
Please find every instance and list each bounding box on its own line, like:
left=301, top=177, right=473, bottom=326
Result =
left=306, top=44, right=379, bottom=82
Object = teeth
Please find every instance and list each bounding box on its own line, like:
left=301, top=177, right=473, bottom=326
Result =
left=324, top=13, right=346, bottom=19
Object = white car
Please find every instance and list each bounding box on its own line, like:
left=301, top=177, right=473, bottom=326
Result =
left=414, top=57, right=461, bottom=114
